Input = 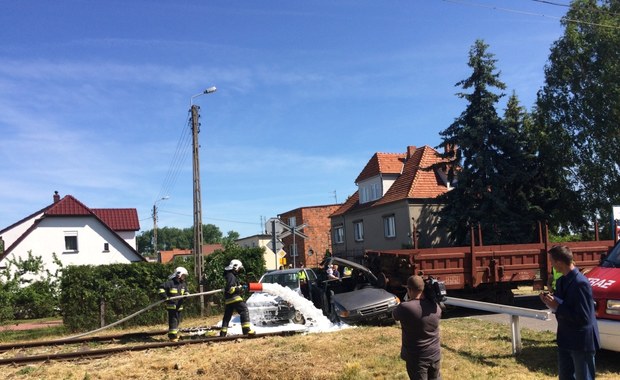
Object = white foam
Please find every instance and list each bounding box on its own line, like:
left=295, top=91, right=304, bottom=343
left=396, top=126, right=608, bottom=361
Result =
left=217, top=283, right=350, bottom=335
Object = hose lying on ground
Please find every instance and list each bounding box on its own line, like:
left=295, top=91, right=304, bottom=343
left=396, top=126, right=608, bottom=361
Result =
left=55, top=288, right=224, bottom=341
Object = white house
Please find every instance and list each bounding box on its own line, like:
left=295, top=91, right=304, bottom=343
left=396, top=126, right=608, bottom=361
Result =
left=0, top=191, right=145, bottom=281
left=236, top=234, right=283, bottom=270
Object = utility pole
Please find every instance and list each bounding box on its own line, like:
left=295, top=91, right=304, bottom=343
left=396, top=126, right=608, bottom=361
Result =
left=191, top=104, right=205, bottom=316
left=152, top=196, right=169, bottom=260
left=189, top=86, right=216, bottom=317
left=152, top=204, right=158, bottom=255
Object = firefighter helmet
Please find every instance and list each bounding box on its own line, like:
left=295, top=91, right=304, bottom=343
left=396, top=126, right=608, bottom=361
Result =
left=175, top=267, right=189, bottom=277
left=225, top=259, right=243, bottom=271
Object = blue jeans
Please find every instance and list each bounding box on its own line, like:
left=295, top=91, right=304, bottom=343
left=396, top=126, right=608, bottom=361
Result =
left=557, top=347, right=596, bottom=380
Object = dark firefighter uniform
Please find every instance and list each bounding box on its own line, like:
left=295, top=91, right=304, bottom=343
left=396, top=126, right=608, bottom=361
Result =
left=158, top=274, right=189, bottom=341
left=221, top=268, right=255, bottom=336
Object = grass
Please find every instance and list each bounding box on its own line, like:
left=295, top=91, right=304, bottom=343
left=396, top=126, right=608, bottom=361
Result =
left=1, top=316, right=619, bottom=379
left=0, top=325, right=67, bottom=342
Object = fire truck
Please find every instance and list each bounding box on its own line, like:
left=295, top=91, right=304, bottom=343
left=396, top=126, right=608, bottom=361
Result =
left=585, top=239, right=620, bottom=351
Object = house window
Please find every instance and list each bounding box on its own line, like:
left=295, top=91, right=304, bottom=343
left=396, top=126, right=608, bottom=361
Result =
left=288, top=216, right=297, bottom=227
left=354, top=221, right=364, bottom=242
left=64, top=231, right=78, bottom=252
left=334, top=225, right=344, bottom=244
left=383, top=215, right=396, bottom=238
left=103, top=243, right=109, bottom=252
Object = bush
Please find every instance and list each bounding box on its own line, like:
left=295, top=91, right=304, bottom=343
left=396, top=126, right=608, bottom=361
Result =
left=0, top=251, right=61, bottom=323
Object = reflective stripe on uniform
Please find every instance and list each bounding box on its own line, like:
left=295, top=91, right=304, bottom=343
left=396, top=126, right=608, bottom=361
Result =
left=225, top=296, right=243, bottom=304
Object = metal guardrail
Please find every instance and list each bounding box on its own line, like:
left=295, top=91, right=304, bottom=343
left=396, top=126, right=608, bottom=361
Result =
left=444, top=297, right=552, bottom=355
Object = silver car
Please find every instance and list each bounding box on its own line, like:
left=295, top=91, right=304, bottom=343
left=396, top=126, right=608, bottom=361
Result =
left=320, top=257, right=400, bottom=324
left=246, top=268, right=320, bottom=325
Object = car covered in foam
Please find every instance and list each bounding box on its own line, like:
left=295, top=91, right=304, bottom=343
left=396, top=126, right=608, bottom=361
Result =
left=246, top=268, right=320, bottom=325
left=247, top=257, right=400, bottom=325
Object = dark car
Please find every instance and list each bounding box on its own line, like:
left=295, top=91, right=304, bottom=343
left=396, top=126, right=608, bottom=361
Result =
left=247, top=257, right=400, bottom=325
left=319, top=257, right=400, bottom=324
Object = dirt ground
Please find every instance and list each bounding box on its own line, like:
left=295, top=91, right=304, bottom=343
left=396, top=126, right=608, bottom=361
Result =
left=0, top=320, right=63, bottom=331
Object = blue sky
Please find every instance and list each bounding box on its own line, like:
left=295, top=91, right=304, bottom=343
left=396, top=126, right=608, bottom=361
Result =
left=0, top=0, right=569, bottom=239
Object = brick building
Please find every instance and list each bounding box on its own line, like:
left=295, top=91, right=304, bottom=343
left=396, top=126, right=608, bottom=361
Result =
left=278, top=204, right=341, bottom=268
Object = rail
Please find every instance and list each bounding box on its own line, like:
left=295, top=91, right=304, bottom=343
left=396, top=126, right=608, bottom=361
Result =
left=444, top=296, right=551, bottom=355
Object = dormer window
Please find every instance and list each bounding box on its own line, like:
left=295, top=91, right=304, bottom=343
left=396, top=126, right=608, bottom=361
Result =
left=359, top=179, right=382, bottom=204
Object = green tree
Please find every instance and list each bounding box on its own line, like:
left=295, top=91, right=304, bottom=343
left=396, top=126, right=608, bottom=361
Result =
left=538, top=0, right=620, bottom=226
left=437, top=40, right=504, bottom=243
left=437, top=40, right=543, bottom=244
left=137, top=224, right=239, bottom=255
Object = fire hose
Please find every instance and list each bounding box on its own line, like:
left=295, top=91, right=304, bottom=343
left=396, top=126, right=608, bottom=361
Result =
left=55, top=288, right=224, bottom=341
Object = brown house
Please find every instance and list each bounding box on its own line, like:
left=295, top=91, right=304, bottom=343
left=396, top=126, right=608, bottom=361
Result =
left=278, top=204, right=341, bottom=268
left=330, top=145, right=454, bottom=260
left=158, top=244, right=223, bottom=263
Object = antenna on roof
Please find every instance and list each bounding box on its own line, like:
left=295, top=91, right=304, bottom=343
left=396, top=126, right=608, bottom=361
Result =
left=332, top=190, right=338, bottom=204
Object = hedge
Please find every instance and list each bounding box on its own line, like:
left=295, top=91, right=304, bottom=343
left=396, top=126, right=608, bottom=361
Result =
left=59, top=245, right=266, bottom=332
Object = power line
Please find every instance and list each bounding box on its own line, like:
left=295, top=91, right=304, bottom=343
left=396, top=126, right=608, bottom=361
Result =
left=442, top=0, right=620, bottom=30
left=530, top=0, right=569, bottom=8
left=154, top=113, right=193, bottom=204
left=159, top=210, right=261, bottom=226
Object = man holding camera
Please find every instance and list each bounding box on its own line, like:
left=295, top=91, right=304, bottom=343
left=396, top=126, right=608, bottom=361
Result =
left=393, top=275, right=442, bottom=380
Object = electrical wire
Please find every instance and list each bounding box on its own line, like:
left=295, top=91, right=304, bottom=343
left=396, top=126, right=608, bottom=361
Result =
left=442, top=0, right=620, bottom=30
left=154, top=112, right=193, bottom=205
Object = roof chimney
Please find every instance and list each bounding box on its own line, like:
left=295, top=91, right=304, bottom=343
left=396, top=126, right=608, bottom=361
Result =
left=406, top=145, right=417, bottom=159
left=53, top=191, right=60, bottom=203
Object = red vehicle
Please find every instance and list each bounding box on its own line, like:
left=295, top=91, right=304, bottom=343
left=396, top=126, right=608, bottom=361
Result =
left=585, top=240, right=620, bottom=352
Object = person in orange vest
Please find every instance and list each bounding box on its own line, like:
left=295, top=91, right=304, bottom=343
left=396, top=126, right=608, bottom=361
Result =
left=158, top=267, right=189, bottom=342
left=220, top=259, right=255, bottom=337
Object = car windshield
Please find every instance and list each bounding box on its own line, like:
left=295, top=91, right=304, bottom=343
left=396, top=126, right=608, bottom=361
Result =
left=260, top=272, right=300, bottom=289
left=603, top=242, right=620, bottom=268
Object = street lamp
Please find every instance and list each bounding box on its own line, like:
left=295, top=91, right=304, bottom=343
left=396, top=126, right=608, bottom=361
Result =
left=152, top=196, right=169, bottom=259
left=191, top=86, right=217, bottom=106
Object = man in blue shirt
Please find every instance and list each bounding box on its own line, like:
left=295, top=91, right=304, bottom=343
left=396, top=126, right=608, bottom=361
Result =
left=540, top=245, right=599, bottom=380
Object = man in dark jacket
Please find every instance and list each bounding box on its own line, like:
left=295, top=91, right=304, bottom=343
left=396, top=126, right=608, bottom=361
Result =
left=158, top=266, right=189, bottom=342
left=220, top=259, right=255, bottom=337
left=540, top=245, right=599, bottom=380
left=393, top=275, right=442, bottom=380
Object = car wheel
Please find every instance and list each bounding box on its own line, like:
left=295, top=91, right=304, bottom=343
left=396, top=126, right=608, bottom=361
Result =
left=291, top=310, right=306, bottom=325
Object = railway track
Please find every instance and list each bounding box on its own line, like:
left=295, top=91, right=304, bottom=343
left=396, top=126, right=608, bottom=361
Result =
left=0, top=330, right=301, bottom=366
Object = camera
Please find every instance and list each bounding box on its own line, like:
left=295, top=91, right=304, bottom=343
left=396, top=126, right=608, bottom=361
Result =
left=423, top=276, right=447, bottom=305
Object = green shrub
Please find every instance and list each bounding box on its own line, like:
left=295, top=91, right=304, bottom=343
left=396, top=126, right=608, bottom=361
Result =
left=58, top=245, right=267, bottom=332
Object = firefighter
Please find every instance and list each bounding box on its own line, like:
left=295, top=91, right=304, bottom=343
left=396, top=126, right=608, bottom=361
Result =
left=220, top=259, right=255, bottom=337
left=158, top=266, right=189, bottom=342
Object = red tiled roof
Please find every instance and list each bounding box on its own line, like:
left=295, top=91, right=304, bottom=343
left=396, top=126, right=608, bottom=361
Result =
left=375, top=145, right=449, bottom=205
left=331, top=191, right=363, bottom=217
left=44, top=195, right=140, bottom=231
left=332, top=145, right=451, bottom=217
left=355, top=152, right=406, bottom=183
left=159, top=244, right=223, bottom=263
left=45, top=195, right=91, bottom=216
left=92, top=209, right=140, bottom=231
